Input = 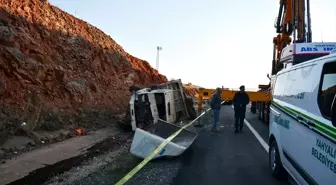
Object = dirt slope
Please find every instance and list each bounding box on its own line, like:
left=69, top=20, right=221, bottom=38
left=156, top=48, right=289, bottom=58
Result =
left=0, top=0, right=167, bottom=145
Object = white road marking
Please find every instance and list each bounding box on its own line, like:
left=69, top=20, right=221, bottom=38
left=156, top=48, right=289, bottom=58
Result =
left=244, top=119, right=269, bottom=153
left=231, top=105, right=269, bottom=153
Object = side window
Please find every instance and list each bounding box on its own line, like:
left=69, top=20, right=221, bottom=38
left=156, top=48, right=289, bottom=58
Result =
left=271, top=76, right=276, bottom=91
left=273, top=76, right=280, bottom=95
left=273, top=72, right=288, bottom=97
left=318, top=62, right=336, bottom=121
left=167, top=102, right=171, bottom=115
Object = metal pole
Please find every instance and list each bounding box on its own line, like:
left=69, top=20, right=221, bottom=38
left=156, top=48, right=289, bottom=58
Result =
left=156, top=49, right=159, bottom=71
left=156, top=46, right=162, bottom=71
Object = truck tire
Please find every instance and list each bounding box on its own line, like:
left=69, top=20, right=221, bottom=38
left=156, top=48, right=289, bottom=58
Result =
left=269, top=140, right=287, bottom=180
left=251, top=102, right=257, bottom=114
left=265, top=103, right=270, bottom=124
left=257, top=102, right=262, bottom=120
left=251, top=106, right=256, bottom=114
left=259, top=103, right=265, bottom=122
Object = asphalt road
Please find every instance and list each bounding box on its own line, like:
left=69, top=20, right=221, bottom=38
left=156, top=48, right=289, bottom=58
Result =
left=173, top=105, right=289, bottom=185
left=74, top=105, right=290, bottom=185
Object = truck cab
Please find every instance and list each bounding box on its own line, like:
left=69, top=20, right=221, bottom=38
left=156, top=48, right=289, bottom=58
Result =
left=129, top=89, right=176, bottom=131
left=128, top=79, right=192, bottom=132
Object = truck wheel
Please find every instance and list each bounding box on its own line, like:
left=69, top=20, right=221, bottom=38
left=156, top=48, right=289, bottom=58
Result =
left=269, top=140, right=287, bottom=180
left=259, top=103, right=265, bottom=122
left=251, top=106, right=256, bottom=114
left=251, top=102, right=256, bottom=114
left=265, top=104, right=270, bottom=124
left=257, top=103, right=262, bottom=120
left=258, top=111, right=262, bottom=120
left=262, top=103, right=266, bottom=123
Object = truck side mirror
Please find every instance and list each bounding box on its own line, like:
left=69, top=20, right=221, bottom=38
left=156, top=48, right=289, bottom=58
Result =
left=332, top=95, right=336, bottom=127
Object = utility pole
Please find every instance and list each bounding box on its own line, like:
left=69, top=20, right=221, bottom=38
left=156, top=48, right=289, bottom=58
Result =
left=156, top=46, right=162, bottom=72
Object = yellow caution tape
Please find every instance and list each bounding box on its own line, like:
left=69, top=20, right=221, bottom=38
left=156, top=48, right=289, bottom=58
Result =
left=115, top=100, right=226, bottom=185
left=115, top=111, right=207, bottom=184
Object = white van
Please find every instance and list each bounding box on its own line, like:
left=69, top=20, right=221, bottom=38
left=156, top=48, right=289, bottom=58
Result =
left=269, top=52, right=336, bottom=185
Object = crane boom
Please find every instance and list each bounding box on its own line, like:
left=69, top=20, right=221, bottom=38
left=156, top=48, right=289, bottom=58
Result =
left=271, top=0, right=312, bottom=75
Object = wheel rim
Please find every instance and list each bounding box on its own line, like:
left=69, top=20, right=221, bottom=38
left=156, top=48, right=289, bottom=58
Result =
left=271, top=146, right=277, bottom=171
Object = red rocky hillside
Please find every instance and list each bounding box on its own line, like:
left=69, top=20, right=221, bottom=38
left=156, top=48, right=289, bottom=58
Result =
left=184, top=83, right=200, bottom=98
left=0, top=0, right=167, bottom=142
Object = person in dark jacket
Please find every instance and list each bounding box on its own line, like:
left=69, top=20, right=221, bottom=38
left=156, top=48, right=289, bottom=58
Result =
left=210, top=87, right=222, bottom=132
left=233, top=85, right=250, bottom=133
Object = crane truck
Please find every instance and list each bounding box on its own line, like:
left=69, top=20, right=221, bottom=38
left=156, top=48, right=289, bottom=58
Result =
left=196, top=0, right=336, bottom=124
left=255, top=0, right=336, bottom=123
left=195, top=1, right=336, bottom=184
left=259, top=1, right=336, bottom=184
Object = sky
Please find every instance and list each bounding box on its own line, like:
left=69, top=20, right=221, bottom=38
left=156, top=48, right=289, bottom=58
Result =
left=49, top=0, right=336, bottom=89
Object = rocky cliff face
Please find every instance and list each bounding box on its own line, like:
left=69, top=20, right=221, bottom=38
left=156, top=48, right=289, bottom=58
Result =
left=0, top=0, right=167, bottom=143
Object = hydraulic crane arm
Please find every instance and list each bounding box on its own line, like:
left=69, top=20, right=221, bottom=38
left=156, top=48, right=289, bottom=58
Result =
left=272, top=0, right=293, bottom=75
left=293, top=0, right=306, bottom=43
left=275, top=0, right=293, bottom=35
left=271, top=0, right=312, bottom=75
left=275, top=0, right=309, bottom=43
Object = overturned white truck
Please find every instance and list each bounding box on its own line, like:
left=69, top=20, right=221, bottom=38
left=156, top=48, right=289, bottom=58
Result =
left=128, top=79, right=198, bottom=159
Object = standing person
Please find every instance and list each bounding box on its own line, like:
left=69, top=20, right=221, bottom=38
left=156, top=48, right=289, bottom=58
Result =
left=210, top=87, right=222, bottom=132
left=233, top=85, right=250, bottom=133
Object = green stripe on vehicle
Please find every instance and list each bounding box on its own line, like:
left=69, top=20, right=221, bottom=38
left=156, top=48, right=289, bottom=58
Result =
left=285, top=105, right=336, bottom=133
left=271, top=101, right=336, bottom=140
left=314, top=124, right=336, bottom=141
